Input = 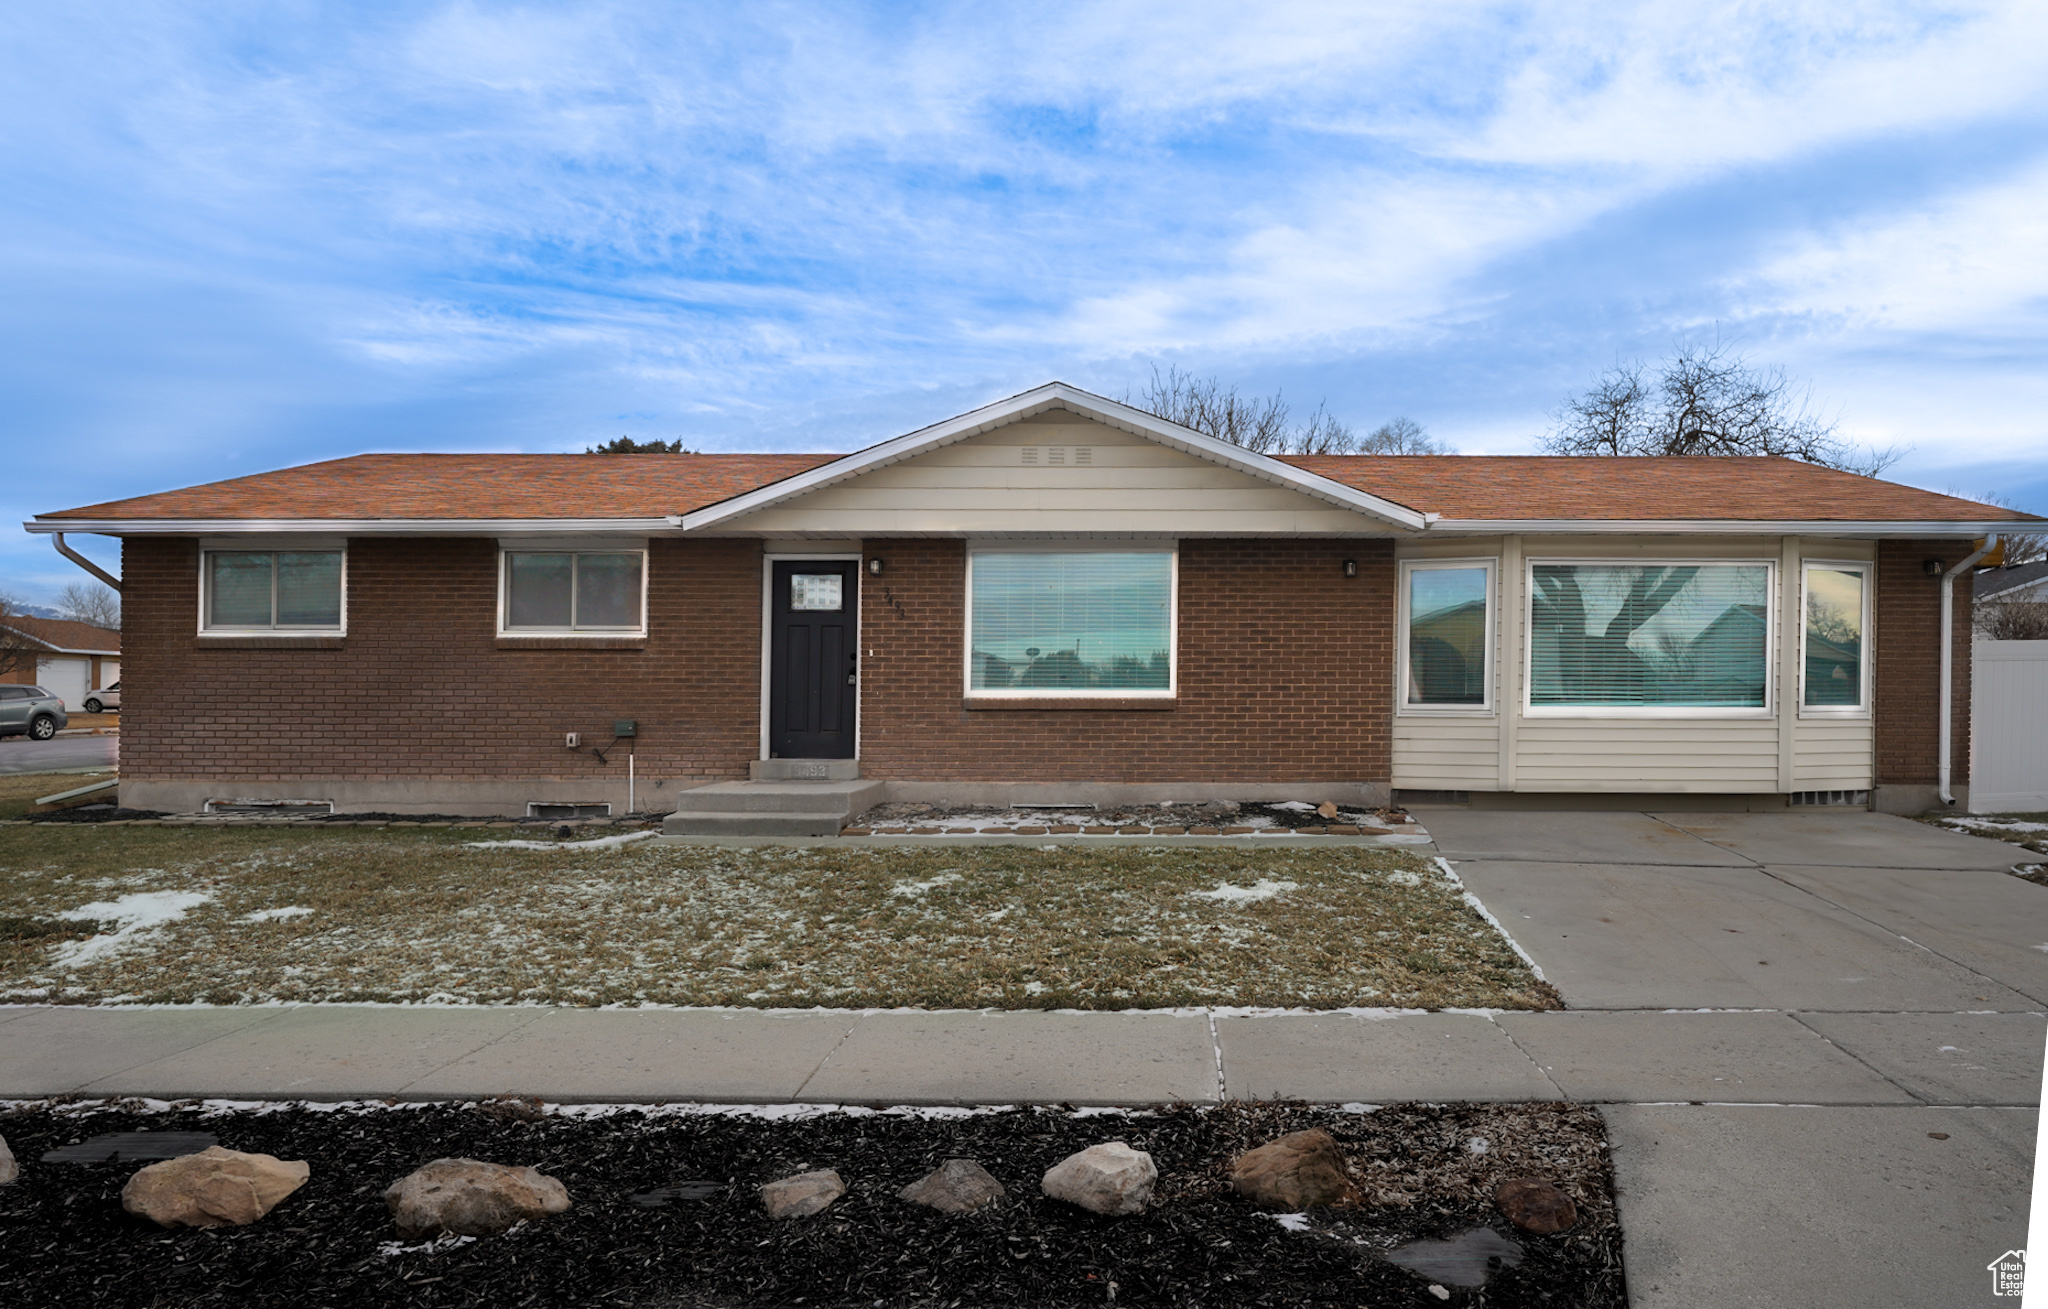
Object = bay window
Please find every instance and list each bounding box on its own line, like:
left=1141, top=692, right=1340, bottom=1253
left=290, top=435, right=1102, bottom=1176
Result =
left=1801, top=562, right=1870, bottom=712
left=1528, top=561, right=1772, bottom=712
left=1400, top=560, right=1494, bottom=710
left=966, top=549, right=1174, bottom=695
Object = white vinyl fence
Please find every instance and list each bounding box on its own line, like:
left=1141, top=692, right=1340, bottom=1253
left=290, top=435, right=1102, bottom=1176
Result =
left=1972, top=640, right=2048, bottom=812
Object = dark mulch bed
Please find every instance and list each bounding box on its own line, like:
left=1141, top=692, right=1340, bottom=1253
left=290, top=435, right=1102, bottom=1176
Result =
left=26, top=807, right=169, bottom=824
left=0, top=1099, right=1624, bottom=1308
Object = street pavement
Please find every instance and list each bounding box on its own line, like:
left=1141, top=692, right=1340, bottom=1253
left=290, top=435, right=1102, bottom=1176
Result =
left=0, top=808, right=2041, bottom=1306
left=0, top=732, right=116, bottom=774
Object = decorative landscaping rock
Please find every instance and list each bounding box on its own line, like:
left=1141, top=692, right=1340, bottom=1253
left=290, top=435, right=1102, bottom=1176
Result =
left=898, top=1159, right=1006, bottom=1213
left=0, top=1133, right=16, bottom=1185
left=1495, top=1178, right=1578, bottom=1234
left=1385, top=1227, right=1524, bottom=1288
left=1041, top=1141, right=1156, bottom=1215
left=1228, top=1128, right=1358, bottom=1210
left=120, top=1146, right=309, bottom=1228
left=383, top=1158, right=571, bottom=1239
left=1316, top=801, right=1339, bottom=819
left=760, top=1168, right=846, bottom=1218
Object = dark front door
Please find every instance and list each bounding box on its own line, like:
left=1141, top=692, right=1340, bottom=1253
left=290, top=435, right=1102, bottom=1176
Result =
left=769, top=560, right=858, bottom=758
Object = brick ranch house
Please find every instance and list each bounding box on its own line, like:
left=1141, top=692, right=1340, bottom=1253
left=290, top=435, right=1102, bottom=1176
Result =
left=24, top=382, right=2044, bottom=826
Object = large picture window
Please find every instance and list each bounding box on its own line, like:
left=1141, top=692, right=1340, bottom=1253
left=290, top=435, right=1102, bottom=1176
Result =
left=202, top=550, right=344, bottom=631
left=501, top=551, right=646, bottom=633
left=967, top=550, right=1173, bottom=695
left=1802, top=562, right=1869, bottom=712
left=1401, top=560, right=1494, bottom=710
left=1528, top=562, right=1772, bottom=712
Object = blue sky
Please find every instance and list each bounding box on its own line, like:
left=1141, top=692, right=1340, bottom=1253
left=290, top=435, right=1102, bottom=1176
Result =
left=6, top=1, right=2047, bottom=600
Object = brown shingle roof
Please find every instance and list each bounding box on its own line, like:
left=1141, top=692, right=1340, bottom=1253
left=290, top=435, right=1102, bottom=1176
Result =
left=1280, top=455, right=2042, bottom=522
left=39, top=453, right=838, bottom=522
left=1, top=615, right=119, bottom=653
left=34, top=450, right=2039, bottom=526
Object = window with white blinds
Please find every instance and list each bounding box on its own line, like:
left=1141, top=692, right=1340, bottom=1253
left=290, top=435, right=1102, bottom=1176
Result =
left=1528, top=562, right=1771, bottom=711
left=967, top=551, right=1174, bottom=695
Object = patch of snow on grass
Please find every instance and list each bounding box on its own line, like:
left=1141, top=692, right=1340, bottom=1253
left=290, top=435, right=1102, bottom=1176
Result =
left=463, top=830, right=658, bottom=852
left=241, top=906, right=315, bottom=923
left=1947, top=817, right=2048, bottom=833
left=890, top=872, right=962, bottom=897
left=1189, top=879, right=1298, bottom=905
left=53, top=891, right=214, bottom=967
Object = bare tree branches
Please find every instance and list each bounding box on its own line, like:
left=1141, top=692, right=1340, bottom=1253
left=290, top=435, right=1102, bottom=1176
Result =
left=1355, top=416, right=1454, bottom=455
left=55, top=581, right=120, bottom=631
left=1542, top=341, right=1907, bottom=476
left=0, top=591, right=41, bottom=679
left=1127, top=365, right=1451, bottom=455
left=1977, top=601, right=2048, bottom=641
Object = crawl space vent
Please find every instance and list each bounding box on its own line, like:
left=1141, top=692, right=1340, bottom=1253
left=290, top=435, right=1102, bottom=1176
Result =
left=1789, top=790, right=1870, bottom=807
left=528, top=802, right=613, bottom=819
left=205, top=799, right=334, bottom=816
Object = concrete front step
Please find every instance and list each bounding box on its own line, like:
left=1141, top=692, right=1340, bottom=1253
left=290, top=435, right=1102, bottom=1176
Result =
left=664, top=811, right=851, bottom=837
left=668, top=780, right=885, bottom=815
left=750, top=759, right=861, bottom=781
left=664, top=778, right=885, bottom=836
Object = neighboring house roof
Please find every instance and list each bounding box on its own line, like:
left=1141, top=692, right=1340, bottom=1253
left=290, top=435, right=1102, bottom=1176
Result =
left=0, top=615, right=119, bottom=655
left=1976, top=560, right=2048, bottom=601
left=24, top=382, right=2043, bottom=537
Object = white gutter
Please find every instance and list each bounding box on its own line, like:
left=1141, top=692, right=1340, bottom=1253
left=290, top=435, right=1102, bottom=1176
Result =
left=1426, top=518, right=2035, bottom=536
left=52, top=531, right=121, bottom=592
left=1939, top=533, right=1999, bottom=807
left=26, top=517, right=678, bottom=536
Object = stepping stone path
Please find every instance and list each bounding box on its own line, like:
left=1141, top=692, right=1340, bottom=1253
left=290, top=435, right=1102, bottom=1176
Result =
left=121, top=1146, right=309, bottom=1229
left=1041, top=1141, right=1156, bottom=1215
left=897, top=1159, right=1006, bottom=1213
left=384, top=1159, right=572, bottom=1239
left=1495, top=1178, right=1578, bottom=1234
left=1384, top=1228, right=1524, bottom=1289
left=760, top=1168, right=845, bottom=1219
left=1228, top=1128, right=1359, bottom=1210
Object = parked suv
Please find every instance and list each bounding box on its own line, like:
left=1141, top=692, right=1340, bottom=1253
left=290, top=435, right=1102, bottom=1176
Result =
left=0, top=686, right=67, bottom=740
left=83, top=681, right=120, bottom=713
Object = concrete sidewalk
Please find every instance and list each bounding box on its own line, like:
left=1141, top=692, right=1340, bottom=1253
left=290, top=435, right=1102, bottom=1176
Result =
left=4, top=999, right=2038, bottom=1109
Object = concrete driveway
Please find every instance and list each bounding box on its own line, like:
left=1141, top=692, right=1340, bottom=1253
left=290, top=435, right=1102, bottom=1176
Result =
left=1424, top=806, right=2044, bottom=1309
left=0, top=733, right=117, bottom=774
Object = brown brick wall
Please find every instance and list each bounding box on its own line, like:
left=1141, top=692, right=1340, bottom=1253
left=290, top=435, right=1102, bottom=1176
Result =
left=855, top=538, right=1395, bottom=783
left=1873, top=539, right=1975, bottom=786
left=120, top=536, right=764, bottom=783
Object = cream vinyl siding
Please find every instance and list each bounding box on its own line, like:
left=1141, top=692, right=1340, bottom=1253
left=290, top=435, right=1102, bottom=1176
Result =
left=1791, top=718, right=1876, bottom=789
left=1393, top=719, right=1502, bottom=789
left=725, top=416, right=1387, bottom=536
left=1515, top=720, right=1784, bottom=791
left=1391, top=534, right=1877, bottom=794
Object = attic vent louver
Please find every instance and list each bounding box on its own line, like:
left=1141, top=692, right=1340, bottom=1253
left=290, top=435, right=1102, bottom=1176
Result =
left=1075, top=447, right=1092, bottom=465
left=1048, top=447, right=1066, bottom=465
left=1020, top=447, right=1038, bottom=465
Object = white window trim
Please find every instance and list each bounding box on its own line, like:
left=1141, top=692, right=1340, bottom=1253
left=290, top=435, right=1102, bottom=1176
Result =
left=197, top=545, right=349, bottom=636
left=962, top=544, right=1179, bottom=699
left=497, top=547, right=650, bottom=636
left=1396, top=557, right=1497, bottom=717
left=1522, top=557, right=1778, bottom=719
left=1798, top=559, right=1874, bottom=718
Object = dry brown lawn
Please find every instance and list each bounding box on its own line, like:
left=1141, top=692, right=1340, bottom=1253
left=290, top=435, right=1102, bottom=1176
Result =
left=0, top=825, right=1558, bottom=1011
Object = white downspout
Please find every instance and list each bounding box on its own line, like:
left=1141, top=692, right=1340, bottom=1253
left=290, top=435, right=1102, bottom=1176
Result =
left=1938, top=533, right=1997, bottom=807
left=52, top=532, right=121, bottom=593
